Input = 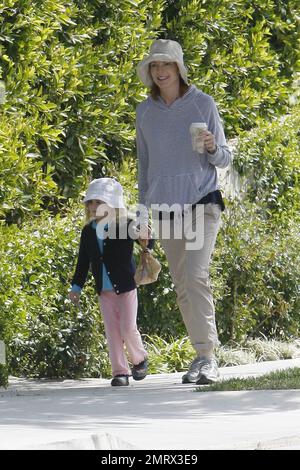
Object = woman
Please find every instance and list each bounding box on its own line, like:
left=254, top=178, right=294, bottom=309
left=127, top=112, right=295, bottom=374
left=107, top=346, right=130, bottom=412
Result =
left=136, top=39, right=232, bottom=384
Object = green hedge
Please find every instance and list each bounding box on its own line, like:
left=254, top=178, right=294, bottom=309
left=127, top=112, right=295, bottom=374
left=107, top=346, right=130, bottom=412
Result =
left=1, top=0, right=298, bottom=222
left=137, top=201, right=300, bottom=344
left=211, top=106, right=300, bottom=342
left=234, top=107, right=300, bottom=222
left=1, top=195, right=299, bottom=378
left=0, top=209, right=111, bottom=378
left=1, top=108, right=299, bottom=378
left=213, top=201, right=300, bottom=343
left=0, top=0, right=164, bottom=222
left=0, top=1, right=299, bottom=378
left=160, top=0, right=299, bottom=134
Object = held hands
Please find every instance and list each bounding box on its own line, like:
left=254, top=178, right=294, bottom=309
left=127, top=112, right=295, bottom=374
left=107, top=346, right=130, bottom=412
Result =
left=139, top=238, right=149, bottom=249
left=138, top=225, right=152, bottom=249
left=68, top=291, right=80, bottom=307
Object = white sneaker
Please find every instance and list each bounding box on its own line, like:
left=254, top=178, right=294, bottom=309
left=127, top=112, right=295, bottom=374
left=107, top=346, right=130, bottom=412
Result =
left=182, top=356, right=205, bottom=384
left=195, top=358, right=220, bottom=385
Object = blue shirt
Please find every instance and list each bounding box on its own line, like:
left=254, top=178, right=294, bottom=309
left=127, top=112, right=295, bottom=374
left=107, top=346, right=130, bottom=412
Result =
left=71, top=221, right=113, bottom=293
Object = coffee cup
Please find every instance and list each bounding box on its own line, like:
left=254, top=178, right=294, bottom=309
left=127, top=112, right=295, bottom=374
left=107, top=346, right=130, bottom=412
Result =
left=190, top=122, right=207, bottom=153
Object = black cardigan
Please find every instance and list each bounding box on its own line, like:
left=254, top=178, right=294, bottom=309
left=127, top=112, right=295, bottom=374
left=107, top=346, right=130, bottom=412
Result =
left=71, top=220, right=152, bottom=295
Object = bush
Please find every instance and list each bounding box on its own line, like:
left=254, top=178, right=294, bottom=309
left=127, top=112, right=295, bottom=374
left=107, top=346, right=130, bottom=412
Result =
left=210, top=107, right=300, bottom=343
left=1, top=192, right=299, bottom=378
left=137, top=246, right=186, bottom=338
left=1, top=0, right=298, bottom=222
left=213, top=200, right=300, bottom=343
left=1, top=1, right=299, bottom=377
left=161, top=0, right=299, bottom=135
left=234, top=106, right=300, bottom=223
left=0, top=208, right=111, bottom=378
left=8, top=300, right=111, bottom=379
left=0, top=113, right=60, bottom=224
left=145, top=335, right=194, bottom=373
left=0, top=0, right=164, bottom=222
left=136, top=198, right=300, bottom=345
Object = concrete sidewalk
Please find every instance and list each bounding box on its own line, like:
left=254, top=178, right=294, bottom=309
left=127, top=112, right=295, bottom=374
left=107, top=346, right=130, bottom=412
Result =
left=0, top=358, right=300, bottom=450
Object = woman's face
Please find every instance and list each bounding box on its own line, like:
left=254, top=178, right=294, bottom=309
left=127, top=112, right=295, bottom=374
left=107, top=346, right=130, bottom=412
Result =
left=149, top=61, right=180, bottom=90
left=87, top=199, right=109, bottom=221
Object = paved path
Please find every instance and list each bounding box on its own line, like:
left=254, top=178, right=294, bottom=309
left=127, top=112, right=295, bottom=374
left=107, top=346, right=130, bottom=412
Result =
left=0, top=358, right=300, bottom=450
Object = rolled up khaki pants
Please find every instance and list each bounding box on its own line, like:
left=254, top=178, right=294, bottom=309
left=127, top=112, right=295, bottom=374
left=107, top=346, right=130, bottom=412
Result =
left=157, top=203, right=221, bottom=355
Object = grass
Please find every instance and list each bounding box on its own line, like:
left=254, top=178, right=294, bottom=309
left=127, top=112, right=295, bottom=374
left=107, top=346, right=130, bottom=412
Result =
left=144, top=336, right=300, bottom=392
left=216, top=338, right=300, bottom=366
left=196, top=367, right=300, bottom=392
left=144, top=335, right=300, bottom=374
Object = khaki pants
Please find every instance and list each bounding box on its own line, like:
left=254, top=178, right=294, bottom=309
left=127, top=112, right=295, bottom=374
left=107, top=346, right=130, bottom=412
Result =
left=157, top=203, right=221, bottom=355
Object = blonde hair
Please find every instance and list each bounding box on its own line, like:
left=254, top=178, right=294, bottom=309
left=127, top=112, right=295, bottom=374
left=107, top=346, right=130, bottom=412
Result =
left=84, top=202, right=91, bottom=224
left=84, top=202, right=125, bottom=225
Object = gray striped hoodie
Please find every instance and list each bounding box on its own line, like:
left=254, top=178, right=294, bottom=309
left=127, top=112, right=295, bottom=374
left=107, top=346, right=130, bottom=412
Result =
left=136, top=85, right=232, bottom=208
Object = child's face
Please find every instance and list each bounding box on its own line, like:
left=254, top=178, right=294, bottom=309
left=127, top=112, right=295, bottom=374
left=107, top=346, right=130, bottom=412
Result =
left=87, top=199, right=109, bottom=221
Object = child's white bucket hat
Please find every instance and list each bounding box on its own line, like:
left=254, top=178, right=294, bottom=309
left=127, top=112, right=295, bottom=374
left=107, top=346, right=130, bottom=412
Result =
left=137, top=39, right=188, bottom=88
left=83, top=178, right=126, bottom=209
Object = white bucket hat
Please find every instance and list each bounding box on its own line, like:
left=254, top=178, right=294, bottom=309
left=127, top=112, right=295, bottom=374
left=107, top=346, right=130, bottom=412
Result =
left=83, top=178, right=126, bottom=209
left=137, top=39, right=188, bottom=88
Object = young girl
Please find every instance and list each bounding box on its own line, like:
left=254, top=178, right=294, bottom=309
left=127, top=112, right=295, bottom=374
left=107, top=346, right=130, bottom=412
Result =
left=69, top=177, right=148, bottom=386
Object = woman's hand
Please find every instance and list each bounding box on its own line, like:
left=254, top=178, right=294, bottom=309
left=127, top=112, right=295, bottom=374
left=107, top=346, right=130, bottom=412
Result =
left=138, top=225, right=152, bottom=249
left=138, top=238, right=149, bottom=249
left=68, top=291, right=80, bottom=306
left=203, top=131, right=217, bottom=154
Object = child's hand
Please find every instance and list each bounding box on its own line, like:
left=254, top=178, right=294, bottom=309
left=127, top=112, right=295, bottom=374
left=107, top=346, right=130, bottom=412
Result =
left=68, top=291, right=80, bottom=306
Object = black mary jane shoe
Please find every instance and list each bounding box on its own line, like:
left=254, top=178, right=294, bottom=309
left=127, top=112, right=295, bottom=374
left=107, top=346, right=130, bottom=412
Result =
left=111, top=375, right=129, bottom=387
left=132, top=359, right=148, bottom=381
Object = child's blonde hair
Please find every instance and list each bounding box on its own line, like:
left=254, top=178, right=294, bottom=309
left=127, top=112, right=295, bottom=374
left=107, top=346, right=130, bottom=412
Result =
left=84, top=202, right=125, bottom=225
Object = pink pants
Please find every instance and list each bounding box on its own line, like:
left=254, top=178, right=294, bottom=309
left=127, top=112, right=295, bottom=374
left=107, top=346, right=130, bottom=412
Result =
left=98, top=289, right=147, bottom=377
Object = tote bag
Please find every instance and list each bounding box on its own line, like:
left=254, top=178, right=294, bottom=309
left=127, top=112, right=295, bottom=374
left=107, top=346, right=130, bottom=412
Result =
left=134, top=248, right=161, bottom=286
